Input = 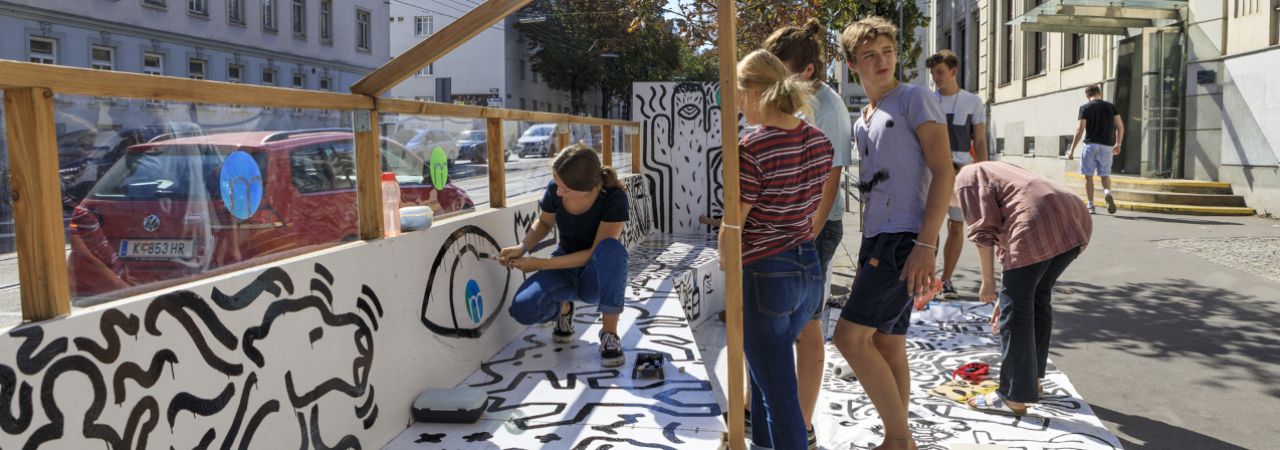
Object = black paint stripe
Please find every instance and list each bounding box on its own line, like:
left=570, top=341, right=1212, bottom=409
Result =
left=73, top=309, right=140, bottom=364
left=11, top=326, right=68, bottom=376
left=295, top=412, right=309, bottom=450
left=0, top=364, right=33, bottom=434
left=571, top=437, right=676, bottom=450
left=192, top=429, right=217, bottom=450
left=166, top=382, right=235, bottom=427
left=356, top=298, right=379, bottom=331
left=243, top=295, right=370, bottom=369
left=217, top=373, right=258, bottom=450
left=146, top=292, right=243, bottom=376
left=113, top=350, right=179, bottom=404
left=285, top=371, right=364, bottom=409
left=308, top=405, right=360, bottom=450
left=309, top=327, right=324, bottom=344
left=361, top=404, right=378, bottom=430
left=238, top=400, right=280, bottom=450
left=311, top=278, right=334, bottom=306
left=314, top=263, right=335, bottom=286
left=210, top=267, right=294, bottom=311
left=123, top=396, right=160, bottom=450
left=362, top=285, right=384, bottom=317
left=354, top=385, right=376, bottom=418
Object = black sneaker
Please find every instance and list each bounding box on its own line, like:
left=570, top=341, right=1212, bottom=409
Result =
left=553, top=302, right=574, bottom=343
left=939, top=280, right=959, bottom=300
left=599, top=331, right=624, bottom=367
left=807, top=426, right=818, bottom=449
left=1105, top=192, right=1117, bottom=214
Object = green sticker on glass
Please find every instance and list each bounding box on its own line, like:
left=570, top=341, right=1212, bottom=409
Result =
left=430, top=146, right=449, bottom=189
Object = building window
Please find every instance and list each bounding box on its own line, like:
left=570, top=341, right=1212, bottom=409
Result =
left=262, top=68, right=276, bottom=85
left=1030, top=0, right=1047, bottom=75
left=532, top=70, right=538, bottom=83
left=415, top=16, right=433, bottom=36
left=319, top=76, right=331, bottom=90
left=292, top=0, right=306, bottom=37
left=414, top=96, right=435, bottom=102
left=1066, top=33, right=1085, bottom=66
left=320, top=0, right=332, bottom=43
left=188, top=0, right=207, bottom=15
left=1001, top=0, right=1012, bottom=84
left=90, top=46, right=114, bottom=70
left=143, top=0, right=166, bottom=8
left=520, top=98, right=526, bottom=109
left=356, top=8, right=371, bottom=52
left=227, top=64, right=243, bottom=82
left=417, top=65, right=434, bottom=76
left=188, top=59, right=206, bottom=80
left=293, top=73, right=305, bottom=88
left=28, top=37, right=56, bottom=64
left=263, top=0, right=277, bottom=31
left=228, top=0, right=245, bottom=24
left=143, top=53, right=164, bottom=75
left=519, top=59, right=526, bottom=80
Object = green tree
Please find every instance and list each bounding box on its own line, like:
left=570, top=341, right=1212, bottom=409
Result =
left=515, top=0, right=683, bottom=116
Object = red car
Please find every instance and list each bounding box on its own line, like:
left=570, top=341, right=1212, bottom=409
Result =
left=70, top=130, right=474, bottom=297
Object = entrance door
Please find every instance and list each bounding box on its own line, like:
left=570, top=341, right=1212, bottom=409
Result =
left=1147, top=27, right=1184, bottom=178
left=1113, top=35, right=1143, bottom=175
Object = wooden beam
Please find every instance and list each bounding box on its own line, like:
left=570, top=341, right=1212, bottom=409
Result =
left=376, top=98, right=639, bottom=128
left=601, top=126, right=613, bottom=167
left=355, top=111, right=385, bottom=240
left=557, top=123, right=571, bottom=154
left=351, top=0, right=532, bottom=96
left=0, top=60, right=371, bottom=110
left=630, top=132, right=641, bottom=176
left=716, top=0, right=744, bottom=448
left=3, top=88, right=71, bottom=321
left=487, top=118, right=506, bottom=208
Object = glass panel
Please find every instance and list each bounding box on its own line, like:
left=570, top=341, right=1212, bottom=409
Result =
left=0, top=92, right=20, bottom=328
left=612, top=126, right=634, bottom=175
left=378, top=113, right=481, bottom=219
left=57, top=95, right=355, bottom=306
left=505, top=120, right=559, bottom=203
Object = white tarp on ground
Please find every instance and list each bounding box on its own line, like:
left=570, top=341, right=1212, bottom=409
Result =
left=698, top=301, right=1125, bottom=450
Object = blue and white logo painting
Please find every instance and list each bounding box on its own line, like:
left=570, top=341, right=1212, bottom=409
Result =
left=220, top=150, right=263, bottom=221
left=465, top=279, right=483, bottom=323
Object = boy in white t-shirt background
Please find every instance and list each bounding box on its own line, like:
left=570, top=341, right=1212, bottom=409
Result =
left=926, top=50, right=989, bottom=300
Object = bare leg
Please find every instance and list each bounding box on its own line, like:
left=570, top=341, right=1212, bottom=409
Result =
left=1101, top=176, right=1112, bottom=192
left=1084, top=176, right=1095, bottom=204
left=834, top=320, right=914, bottom=449
left=941, top=220, right=964, bottom=282
left=796, top=320, right=825, bottom=429
left=602, top=312, right=619, bottom=335
left=873, top=332, right=911, bottom=408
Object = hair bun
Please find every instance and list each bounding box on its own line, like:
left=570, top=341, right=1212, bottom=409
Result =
left=804, top=18, right=823, bottom=37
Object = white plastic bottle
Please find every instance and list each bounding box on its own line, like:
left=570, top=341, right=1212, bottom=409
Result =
left=381, top=172, right=401, bottom=237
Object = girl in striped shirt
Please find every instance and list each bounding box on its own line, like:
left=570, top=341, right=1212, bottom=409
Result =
left=722, top=49, right=832, bottom=449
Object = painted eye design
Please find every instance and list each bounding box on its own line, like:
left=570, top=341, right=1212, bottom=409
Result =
left=421, top=225, right=512, bottom=338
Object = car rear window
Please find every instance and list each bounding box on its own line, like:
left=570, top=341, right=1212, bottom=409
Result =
left=90, top=144, right=268, bottom=201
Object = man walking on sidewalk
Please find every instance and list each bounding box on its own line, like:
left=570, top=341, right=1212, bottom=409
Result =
left=1067, top=84, right=1124, bottom=214
left=927, top=50, right=988, bottom=300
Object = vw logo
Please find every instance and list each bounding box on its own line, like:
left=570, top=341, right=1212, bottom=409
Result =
left=142, top=215, right=160, bottom=232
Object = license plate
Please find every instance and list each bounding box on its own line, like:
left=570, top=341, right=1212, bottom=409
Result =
left=119, top=239, right=194, bottom=259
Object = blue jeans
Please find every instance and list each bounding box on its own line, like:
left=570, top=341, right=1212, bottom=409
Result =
left=812, top=219, right=843, bottom=320
left=743, top=242, right=823, bottom=450
left=996, top=246, right=1081, bottom=403
left=508, top=239, right=627, bottom=325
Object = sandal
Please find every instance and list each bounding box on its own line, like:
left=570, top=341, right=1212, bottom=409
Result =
left=967, top=392, right=1029, bottom=417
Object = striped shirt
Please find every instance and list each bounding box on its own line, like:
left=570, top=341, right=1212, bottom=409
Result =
left=740, top=122, right=833, bottom=265
left=955, top=162, right=1093, bottom=270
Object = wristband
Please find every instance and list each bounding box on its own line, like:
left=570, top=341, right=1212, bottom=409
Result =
left=911, top=239, right=942, bottom=249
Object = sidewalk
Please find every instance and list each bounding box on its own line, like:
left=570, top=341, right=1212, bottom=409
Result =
left=831, top=209, right=1280, bottom=449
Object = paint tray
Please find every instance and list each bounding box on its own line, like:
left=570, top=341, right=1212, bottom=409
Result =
left=412, top=387, right=487, bottom=423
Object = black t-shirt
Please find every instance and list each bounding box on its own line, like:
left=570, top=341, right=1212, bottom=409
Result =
left=539, top=181, right=629, bottom=254
left=1078, top=99, right=1119, bottom=146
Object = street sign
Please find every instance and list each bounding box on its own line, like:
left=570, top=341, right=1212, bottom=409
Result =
left=487, top=97, right=503, bottom=108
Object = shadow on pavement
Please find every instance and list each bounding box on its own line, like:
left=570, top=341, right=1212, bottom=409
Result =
left=1109, top=215, right=1245, bottom=226
left=1052, top=278, right=1280, bottom=396
left=1090, top=404, right=1247, bottom=450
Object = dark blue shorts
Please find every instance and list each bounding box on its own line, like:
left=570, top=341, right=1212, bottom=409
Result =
left=840, top=232, right=918, bottom=335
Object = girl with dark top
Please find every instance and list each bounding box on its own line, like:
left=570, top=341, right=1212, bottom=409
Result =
left=502, top=145, right=630, bottom=367
left=721, top=49, right=832, bottom=450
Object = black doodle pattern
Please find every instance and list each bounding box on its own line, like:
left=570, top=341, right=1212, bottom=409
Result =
left=0, top=264, right=384, bottom=449
left=814, top=302, right=1123, bottom=450
left=633, top=82, right=743, bottom=234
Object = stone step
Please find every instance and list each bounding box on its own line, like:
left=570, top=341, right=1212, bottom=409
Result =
left=1068, top=186, right=1249, bottom=208
left=1081, top=197, right=1257, bottom=216
left=1065, top=172, right=1235, bottom=195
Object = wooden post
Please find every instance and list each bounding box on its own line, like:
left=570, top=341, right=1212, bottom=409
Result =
left=716, top=0, right=745, bottom=448
left=557, top=122, right=570, bottom=154
left=487, top=118, right=506, bottom=208
left=355, top=110, right=384, bottom=240
left=601, top=126, right=613, bottom=167
left=3, top=88, right=71, bottom=321
left=629, top=131, right=641, bottom=175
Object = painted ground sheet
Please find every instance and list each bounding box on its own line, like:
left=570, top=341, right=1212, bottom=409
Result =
left=385, top=234, right=727, bottom=449
left=698, top=302, right=1124, bottom=450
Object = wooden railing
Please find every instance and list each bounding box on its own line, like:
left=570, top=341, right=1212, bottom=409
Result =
left=0, top=59, right=640, bottom=322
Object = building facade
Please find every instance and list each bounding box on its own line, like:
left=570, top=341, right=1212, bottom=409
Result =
left=386, top=0, right=604, bottom=117
left=0, top=0, right=388, bottom=91
left=929, top=0, right=1280, bottom=214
